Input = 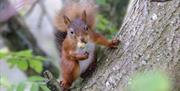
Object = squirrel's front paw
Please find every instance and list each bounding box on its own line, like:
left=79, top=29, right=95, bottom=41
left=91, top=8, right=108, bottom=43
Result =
left=109, top=39, right=120, bottom=48
left=76, top=51, right=89, bottom=60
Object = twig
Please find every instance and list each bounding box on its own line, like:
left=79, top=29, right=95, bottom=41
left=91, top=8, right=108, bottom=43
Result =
left=38, top=0, right=53, bottom=25
left=43, top=70, right=61, bottom=91
left=25, top=0, right=40, bottom=17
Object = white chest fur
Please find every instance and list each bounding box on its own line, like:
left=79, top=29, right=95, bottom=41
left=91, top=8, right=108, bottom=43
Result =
left=76, top=42, right=95, bottom=74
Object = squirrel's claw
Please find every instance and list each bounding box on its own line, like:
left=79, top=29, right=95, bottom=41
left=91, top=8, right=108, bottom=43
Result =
left=109, top=39, right=120, bottom=48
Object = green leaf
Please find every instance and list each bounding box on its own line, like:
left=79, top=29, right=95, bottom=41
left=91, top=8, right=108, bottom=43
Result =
left=15, top=50, right=32, bottom=57
left=35, top=56, right=45, bottom=61
left=7, top=58, right=28, bottom=71
left=7, top=59, right=19, bottom=68
left=16, top=82, right=25, bottom=91
left=17, top=60, right=28, bottom=71
left=29, top=60, right=43, bottom=73
left=28, top=76, right=44, bottom=82
left=40, top=85, right=51, bottom=91
left=31, top=83, right=39, bottom=91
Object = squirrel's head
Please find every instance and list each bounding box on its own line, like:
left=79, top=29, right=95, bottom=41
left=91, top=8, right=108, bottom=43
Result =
left=63, top=10, right=90, bottom=48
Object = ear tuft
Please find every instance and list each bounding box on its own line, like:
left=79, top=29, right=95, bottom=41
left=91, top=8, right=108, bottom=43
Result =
left=63, top=15, right=71, bottom=25
left=82, top=10, right=87, bottom=23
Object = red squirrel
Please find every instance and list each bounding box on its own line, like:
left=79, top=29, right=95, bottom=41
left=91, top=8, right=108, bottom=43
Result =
left=54, top=1, right=119, bottom=90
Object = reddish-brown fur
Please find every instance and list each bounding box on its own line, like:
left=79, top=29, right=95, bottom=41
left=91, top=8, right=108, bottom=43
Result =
left=55, top=1, right=120, bottom=91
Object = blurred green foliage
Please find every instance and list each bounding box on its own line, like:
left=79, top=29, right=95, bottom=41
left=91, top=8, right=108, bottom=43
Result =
left=96, top=0, right=108, bottom=6
left=96, top=14, right=117, bottom=39
left=96, top=0, right=129, bottom=28
left=0, top=50, right=45, bottom=73
left=128, top=70, right=171, bottom=91
left=95, top=0, right=129, bottom=38
left=0, top=50, right=52, bottom=91
left=0, top=75, right=50, bottom=91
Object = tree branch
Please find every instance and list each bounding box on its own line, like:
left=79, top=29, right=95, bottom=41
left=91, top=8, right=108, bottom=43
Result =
left=43, top=70, right=61, bottom=91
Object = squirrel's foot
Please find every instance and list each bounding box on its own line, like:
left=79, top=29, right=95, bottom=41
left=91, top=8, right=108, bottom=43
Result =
left=109, top=39, right=120, bottom=48
left=60, top=81, right=71, bottom=91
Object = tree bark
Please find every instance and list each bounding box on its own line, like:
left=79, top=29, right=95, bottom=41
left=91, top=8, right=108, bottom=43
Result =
left=78, top=0, right=180, bottom=91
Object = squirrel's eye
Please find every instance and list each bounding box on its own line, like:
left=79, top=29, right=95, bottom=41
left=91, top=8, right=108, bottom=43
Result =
left=70, top=31, right=74, bottom=34
left=69, top=28, right=74, bottom=34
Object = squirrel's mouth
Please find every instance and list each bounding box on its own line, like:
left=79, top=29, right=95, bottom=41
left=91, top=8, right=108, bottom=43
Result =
left=77, top=42, right=86, bottom=49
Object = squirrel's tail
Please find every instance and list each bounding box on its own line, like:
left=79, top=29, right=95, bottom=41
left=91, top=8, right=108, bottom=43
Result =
left=54, top=0, right=97, bottom=32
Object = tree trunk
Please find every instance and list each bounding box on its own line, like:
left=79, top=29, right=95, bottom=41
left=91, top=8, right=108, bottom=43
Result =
left=78, top=0, right=180, bottom=91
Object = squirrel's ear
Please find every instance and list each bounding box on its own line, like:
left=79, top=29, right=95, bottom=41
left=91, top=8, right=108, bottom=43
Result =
left=63, top=15, right=71, bottom=25
left=82, top=10, right=87, bottom=23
